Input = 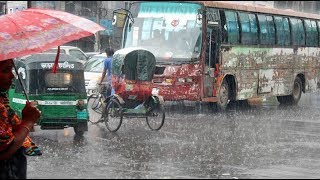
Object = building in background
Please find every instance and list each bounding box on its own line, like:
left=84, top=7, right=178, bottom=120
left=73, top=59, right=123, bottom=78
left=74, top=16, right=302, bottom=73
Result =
left=0, top=1, right=6, bottom=15
left=2, top=1, right=27, bottom=14
left=7, top=1, right=27, bottom=12
left=274, top=1, right=320, bottom=14
left=2, top=1, right=320, bottom=52
left=228, top=1, right=274, bottom=7
left=27, top=1, right=126, bottom=52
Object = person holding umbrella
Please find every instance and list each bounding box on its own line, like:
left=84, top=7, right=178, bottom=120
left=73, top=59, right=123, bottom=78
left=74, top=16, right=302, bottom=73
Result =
left=0, top=6, right=106, bottom=178
left=0, top=59, right=41, bottom=179
left=0, top=7, right=105, bottom=178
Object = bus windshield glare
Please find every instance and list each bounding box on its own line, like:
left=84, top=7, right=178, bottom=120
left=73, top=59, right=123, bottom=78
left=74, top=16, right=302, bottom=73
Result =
left=124, top=2, right=203, bottom=64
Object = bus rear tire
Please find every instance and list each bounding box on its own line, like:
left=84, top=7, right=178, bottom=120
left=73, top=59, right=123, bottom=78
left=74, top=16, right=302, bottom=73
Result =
left=277, top=77, right=302, bottom=105
left=217, top=79, right=229, bottom=110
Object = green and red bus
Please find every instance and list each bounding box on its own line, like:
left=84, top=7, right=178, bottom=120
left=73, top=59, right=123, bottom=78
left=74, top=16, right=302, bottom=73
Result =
left=113, top=1, right=320, bottom=109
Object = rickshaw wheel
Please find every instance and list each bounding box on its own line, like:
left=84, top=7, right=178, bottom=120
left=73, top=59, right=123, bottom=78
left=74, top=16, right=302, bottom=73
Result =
left=104, top=98, right=123, bottom=132
left=87, top=93, right=103, bottom=114
left=146, top=104, right=165, bottom=131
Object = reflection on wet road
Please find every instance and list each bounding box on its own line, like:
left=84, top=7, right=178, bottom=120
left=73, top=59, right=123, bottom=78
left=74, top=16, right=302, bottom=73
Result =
left=28, top=93, right=320, bottom=178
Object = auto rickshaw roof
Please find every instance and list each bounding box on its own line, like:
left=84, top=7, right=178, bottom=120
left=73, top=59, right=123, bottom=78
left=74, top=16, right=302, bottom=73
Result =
left=18, top=53, right=83, bottom=64
left=112, top=47, right=156, bottom=81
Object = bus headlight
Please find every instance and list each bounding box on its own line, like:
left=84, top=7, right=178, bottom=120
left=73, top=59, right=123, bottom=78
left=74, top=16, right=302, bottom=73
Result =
left=177, top=78, right=185, bottom=83
left=152, top=88, right=159, bottom=95
left=177, top=78, right=193, bottom=84
left=186, top=78, right=193, bottom=82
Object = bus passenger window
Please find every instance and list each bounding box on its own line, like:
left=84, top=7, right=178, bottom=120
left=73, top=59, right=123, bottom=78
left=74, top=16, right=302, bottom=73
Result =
left=266, top=16, right=275, bottom=45
left=317, top=21, right=320, bottom=46
left=275, top=16, right=291, bottom=46
left=290, top=18, right=305, bottom=46
left=283, top=18, right=291, bottom=46
left=239, top=12, right=258, bottom=45
left=219, top=10, right=227, bottom=43
left=249, top=14, right=258, bottom=45
left=310, top=21, right=318, bottom=46
left=225, top=10, right=239, bottom=44
left=305, top=20, right=318, bottom=47
left=258, top=15, right=275, bottom=45
left=239, top=12, right=251, bottom=44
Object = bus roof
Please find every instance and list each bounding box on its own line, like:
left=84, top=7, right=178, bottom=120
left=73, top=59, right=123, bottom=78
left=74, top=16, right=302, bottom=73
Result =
left=199, top=1, right=320, bottom=20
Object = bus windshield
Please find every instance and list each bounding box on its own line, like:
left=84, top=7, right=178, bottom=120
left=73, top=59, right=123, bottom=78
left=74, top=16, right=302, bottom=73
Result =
left=124, top=2, right=203, bottom=64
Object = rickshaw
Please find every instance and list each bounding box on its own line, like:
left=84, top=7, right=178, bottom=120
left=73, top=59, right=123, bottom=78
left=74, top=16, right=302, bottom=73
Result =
left=9, top=53, right=89, bottom=136
left=103, top=48, right=165, bottom=132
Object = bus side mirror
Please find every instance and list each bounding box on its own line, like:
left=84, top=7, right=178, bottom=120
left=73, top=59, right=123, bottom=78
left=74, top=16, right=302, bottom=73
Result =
left=112, top=8, right=134, bottom=28
left=112, top=13, right=117, bottom=26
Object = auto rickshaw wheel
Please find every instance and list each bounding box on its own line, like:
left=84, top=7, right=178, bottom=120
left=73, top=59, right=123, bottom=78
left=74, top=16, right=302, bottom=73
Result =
left=104, top=98, right=123, bottom=132
left=73, top=122, right=88, bottom=136
left=146, top=104, right=165, bottom=131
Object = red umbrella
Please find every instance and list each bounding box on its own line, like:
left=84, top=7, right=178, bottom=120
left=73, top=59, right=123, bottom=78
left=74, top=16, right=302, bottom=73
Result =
left=0, top=8, right=105, bottom=101
left=0, top=8, right=105, bottom=61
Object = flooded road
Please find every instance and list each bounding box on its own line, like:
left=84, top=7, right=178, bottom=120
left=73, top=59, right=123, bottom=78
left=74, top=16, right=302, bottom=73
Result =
left=28, top=93, right=320, bottom=179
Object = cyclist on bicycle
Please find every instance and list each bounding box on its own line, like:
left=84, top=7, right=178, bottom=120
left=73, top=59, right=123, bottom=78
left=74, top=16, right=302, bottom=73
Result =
left=98, top=47, right=114, bottom=100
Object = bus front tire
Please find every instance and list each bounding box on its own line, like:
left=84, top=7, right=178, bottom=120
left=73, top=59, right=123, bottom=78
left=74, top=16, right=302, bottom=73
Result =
left=216, top=79, right=229, bottom=110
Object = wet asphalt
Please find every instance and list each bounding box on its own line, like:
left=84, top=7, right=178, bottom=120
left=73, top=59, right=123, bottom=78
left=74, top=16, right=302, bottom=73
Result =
left=27, top=93, right=320, bottom=179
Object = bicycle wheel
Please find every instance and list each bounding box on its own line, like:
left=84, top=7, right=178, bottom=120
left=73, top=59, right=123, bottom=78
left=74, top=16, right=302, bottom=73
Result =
left=87, top=93, right=103, bottom=124
left=88, top=93, right=103, bottom=113
left=104, top=98, right=123, bottom=132
left=146, top=104, right=165, bottom=131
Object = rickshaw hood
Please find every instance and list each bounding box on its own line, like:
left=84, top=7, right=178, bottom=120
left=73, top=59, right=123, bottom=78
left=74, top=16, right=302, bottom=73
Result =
left=112, top=47, right=156, bottom=81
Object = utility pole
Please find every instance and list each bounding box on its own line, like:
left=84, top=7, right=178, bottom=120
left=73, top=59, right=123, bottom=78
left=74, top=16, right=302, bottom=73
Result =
left=94, top=1, right=101, bottom=52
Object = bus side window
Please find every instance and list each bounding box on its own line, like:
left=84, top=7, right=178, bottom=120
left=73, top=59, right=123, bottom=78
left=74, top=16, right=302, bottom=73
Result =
left=310, top=20, right=318, bottom=47
left=239, top=12, right=258, bottom=45
left=249, top=13, right=258, bottom=45
left=275, top=16, right=291, bottom=47
left=290, top=18, right=305, bottom=46
left=224, top=10, right=240, bottom=44
left=317, top=21, right=320, bottom=47
left=219, top=10, right=227, bottom=43
left=305, top=19, right=318, bottom=47
left=258, top=14, right=275, bottom=45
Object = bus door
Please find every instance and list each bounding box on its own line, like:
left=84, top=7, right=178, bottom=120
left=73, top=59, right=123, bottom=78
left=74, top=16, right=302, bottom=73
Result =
left=205, top=25, right=220, bottom=97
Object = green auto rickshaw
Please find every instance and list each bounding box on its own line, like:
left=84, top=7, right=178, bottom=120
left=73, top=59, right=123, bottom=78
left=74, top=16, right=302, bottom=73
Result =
left=9, top=53, right=89, bottom=135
